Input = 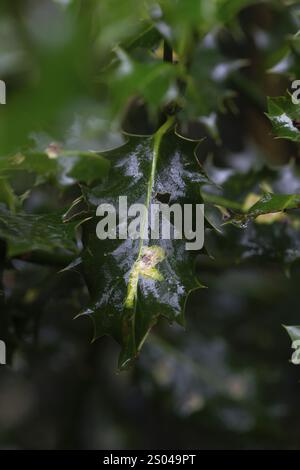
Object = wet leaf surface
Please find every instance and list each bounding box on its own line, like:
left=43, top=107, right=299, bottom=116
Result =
left=79, top=118, right=210, bottom=369
left=267, top=96, right=300, bottom=143
left=0, top=205, right=78, bottom=258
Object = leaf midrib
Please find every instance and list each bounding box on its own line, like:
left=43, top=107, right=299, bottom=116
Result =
left=124, top=116, right=175, bottom=353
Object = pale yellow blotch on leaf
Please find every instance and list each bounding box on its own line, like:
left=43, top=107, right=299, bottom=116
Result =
left=255, top=212, right=286, bottom=224
left=125, top=246, right=165, bottom=308
left=243, top=192, right=286, bottom=224
left=242, top=193, right=261, bottom=212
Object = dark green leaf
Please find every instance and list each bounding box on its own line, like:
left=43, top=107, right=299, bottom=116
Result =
left=184, top=42, right=247, bottom=117
left=266, top=96, right=300, bottom=142
left=105, top=48, right=178, bottom=118
left=0, top=148, right=110, bottom=186
left=0, top=178, right=18, bottom=211
left=205, top=219, right=300, bottom=267
left=230, top=193, right=300, bottom=226
left=284, top=325, right=300, bottom=365
left=79, top=118, right=210, bottom=369
left=245, top=193, right=300, bottom=217
left=0, top=205, right=78, bottom=257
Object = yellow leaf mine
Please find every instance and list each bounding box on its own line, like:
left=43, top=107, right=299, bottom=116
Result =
left=125, top=246, right=165, bottom=309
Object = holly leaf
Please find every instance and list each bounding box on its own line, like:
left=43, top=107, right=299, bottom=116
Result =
left=184, top=42, right=247, bottom=117
left=284, top=325, right=300, bottom=343
left=244, top=193, right=300, bottom=216
left=202, top=162, right=300, bottom=267
left=284, top=326, right=300, bottom=365
left=106, top=48, right=178, bottom=119
left=0, top=205, right=78, bottom=258
left=79, top=117, right=210, bottom=369
left=266, top=96, right=300, bottom=142
left=201, top=161, right=300, bottom=225
left=229, top=193, right=300, bottom=226
left=205, top=218, right=300, bottom=267
left=0, top=152, right=57, bottom=178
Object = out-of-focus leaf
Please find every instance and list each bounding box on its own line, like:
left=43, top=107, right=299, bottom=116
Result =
left=0, top=178, right=17, bottom=211
left=201, top=161, right=300, bottom=225
left=0, top=148, right=110, bottom=187
left=202, top=162, right=300, bottom=267
left=230, top=192, right=300, bottom=226
left=0, top=153, right=57, bottom=179
left=64, top=151, right=110, bottom=185
left=124, top=24, right=162, bottom=52
left=184, top=42, right=247, bottom=117
left=215, top=0, right=256, bottom=23
left=201, top=161, right=272, bottom=207
left=0, top=15, right=27, bottom=76
left=105, top=48, right=178, bottom=118
left=79, top=117, right=210, bottom=369
left=0, top=205, right=78, bottom=257
left=205, top=218, right=300, bottom=267
left=0, top=3, right=94, bottom=155
left=244, top=193, right=300, bottom=217
left=202, top=191, right=243, bottom=211
left=92, top=0, right=153, bottom=53
left=266, top=96, right=300, bottom=142
left=139, top=333, right=251, bottom=416
left=152, top=0, right=255, bottom=55
left=92, top=0, right=254, bottom=56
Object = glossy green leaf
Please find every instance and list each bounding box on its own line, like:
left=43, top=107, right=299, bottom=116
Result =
left=201, top=162, right=273, bottom=210
left=202, top=162, right=300, bottom=267
left=230, top=193, right=300, bottom=226
left=266, top=96, right=300, bottom=142
left=245, top=193, right=300, bottom=217
left=79, top=117, right=210, bottom=369
left=284, top=325, right=300, bottom=343
left=201, top=161, right=300, bottom=225
left=0, top=205, right=78, bottom=258
left=284, top=325, right=300, bottom=365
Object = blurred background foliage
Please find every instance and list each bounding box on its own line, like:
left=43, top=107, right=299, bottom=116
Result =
left=0, top=0, right=300, bottom=450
